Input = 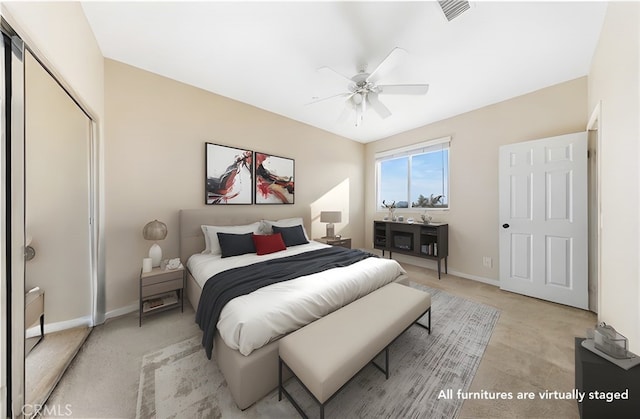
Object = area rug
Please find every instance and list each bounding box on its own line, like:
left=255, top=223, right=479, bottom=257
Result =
left=136, top=284, right=500, bottom=419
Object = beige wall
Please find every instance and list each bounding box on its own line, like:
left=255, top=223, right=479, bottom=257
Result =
left=104, top=60, right=364, bottom=313
left=1, top=2, right=104, bottom=119
left=365, top=78, right=588, bottom=283
left=588, top=2, right=640, bottom=354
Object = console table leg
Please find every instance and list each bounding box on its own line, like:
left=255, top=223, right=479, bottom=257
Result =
left=445, top=257, right=448, bottom=274
left=437, top=259, right=441, bottom=280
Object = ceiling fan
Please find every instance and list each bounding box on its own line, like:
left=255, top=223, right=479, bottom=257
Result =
left=311, top=47, right=429, bottom=127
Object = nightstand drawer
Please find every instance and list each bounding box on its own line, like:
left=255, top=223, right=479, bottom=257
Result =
left=142, top=278, right=183, bottom=298
left=141, top=269, right=183, bottom=286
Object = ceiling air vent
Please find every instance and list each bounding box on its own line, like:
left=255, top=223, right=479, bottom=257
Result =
left=438, top=0, right=470, bottom=21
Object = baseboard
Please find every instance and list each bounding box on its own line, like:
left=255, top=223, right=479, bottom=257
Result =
left=105, top=302, right=138, bottom=321
left=26, top=303, right=141, bottom=337
left=366, top=248, right=500, bottom=287
left=446, top=269, right=500, bottom=287
left=25, top=315, right=92, bottom=338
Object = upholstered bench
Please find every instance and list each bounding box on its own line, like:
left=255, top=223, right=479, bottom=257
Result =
left=278, top=282, right=431, bottom=418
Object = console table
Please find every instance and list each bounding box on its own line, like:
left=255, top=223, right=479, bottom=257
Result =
left=373, top=221, right=448, bottom=279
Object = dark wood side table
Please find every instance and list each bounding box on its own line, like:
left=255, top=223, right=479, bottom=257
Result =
left=373, top=221, right=448, bottom=279
left=575, top=337, right=640, bottom=418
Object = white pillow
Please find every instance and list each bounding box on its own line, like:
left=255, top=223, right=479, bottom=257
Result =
left=201, top=222, right=262, bottom=255
left=261, top=217, right=309, bottom=240
left=201, top=225, right=211, bottom=253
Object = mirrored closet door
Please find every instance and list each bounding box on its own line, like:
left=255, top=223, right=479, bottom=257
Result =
left=23, top=50, right=93, bottom=416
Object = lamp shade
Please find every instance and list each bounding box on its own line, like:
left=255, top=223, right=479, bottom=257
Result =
left=143, top=220, right=168, bottom=241
left=320, top=211, right=342, bottom=224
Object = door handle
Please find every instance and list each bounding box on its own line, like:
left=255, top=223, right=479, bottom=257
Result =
left=502, top=223, right=510, bottom=229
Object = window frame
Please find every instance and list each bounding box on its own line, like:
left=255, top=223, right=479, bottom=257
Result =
left=375, top=136, right=451, bottom=212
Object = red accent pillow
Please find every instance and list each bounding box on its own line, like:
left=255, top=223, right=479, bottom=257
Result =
left=252, top=233, right=287, bottom=255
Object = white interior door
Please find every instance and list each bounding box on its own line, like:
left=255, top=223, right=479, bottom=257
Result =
left=499, top=132, right=588, bottom=309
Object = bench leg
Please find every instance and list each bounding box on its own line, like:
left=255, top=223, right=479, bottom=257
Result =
left=31, top=313, right=45, bottom=349
left=414, top=307, right=431, bottom=335
left=279, top=357, right=317, bottom=419
left=385, top=347, right=389, bottom=379
left=281, top=349, right=391, bottom=419
left=278, top=357, right=283, bottom=401
left=371, top=346, right=390, bottom=379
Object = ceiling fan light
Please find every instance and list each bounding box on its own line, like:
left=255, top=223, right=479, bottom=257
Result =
left=352, top=92, right=363, bottom=105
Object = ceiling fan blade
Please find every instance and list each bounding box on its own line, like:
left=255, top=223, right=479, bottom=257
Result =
left=366, top=47, right=408, bottom=83
left=305, top=92, right=351, bottom=106
left=367, top=92, right=392, bottom=119
left=318, top=66, right=354, bottom=85
left=377, top=84, right=430, bottom=95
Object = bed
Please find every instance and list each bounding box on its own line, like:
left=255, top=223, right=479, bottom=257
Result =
left=178, top=209, right=409, bottom=409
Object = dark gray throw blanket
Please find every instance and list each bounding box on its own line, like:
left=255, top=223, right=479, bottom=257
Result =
left=196, top=246, right=375, bottom=359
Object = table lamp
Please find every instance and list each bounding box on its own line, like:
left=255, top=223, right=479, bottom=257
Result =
left=143, top=219, right=167, bottom=267
left=320, top=211, right=342, bottom=238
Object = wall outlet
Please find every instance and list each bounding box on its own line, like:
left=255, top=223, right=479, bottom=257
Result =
left=483, top=256, right=493, bottom=268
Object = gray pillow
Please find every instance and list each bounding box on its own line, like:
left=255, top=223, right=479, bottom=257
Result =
left=272, top=225, right=309, bottom=247
left=217, top=232, right=256, bottom=258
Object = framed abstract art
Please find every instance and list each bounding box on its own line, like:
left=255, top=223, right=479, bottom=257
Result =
left=205, top=142, right=253, bottom=205
left=254, top=152, right=295, bottom=204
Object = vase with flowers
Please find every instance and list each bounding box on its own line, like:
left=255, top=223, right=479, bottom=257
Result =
left=382, top=200, right=397, bottom=221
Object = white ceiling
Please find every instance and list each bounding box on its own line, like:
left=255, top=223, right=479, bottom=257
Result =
left=81, top=1, right=607, bottom=143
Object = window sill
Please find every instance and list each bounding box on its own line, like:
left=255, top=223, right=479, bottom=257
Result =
left=376, top=208, right=449, bottom=213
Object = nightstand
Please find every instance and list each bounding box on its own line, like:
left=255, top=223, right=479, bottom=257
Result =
left=316, top=237, right=352, bottom=249
left=139, top=264, right=185, bottom=326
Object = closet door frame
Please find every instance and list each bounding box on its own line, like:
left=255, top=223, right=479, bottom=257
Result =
left=2, top=24, right=26, bottom=418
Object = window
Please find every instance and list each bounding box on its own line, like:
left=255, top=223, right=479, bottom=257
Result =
left=376, top=137, right=450, bottom=210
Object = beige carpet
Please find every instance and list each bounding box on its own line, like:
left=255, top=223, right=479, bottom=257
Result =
left=25, top=326, right=91, bottom=417
left=136, top=285, right=500, bottom=418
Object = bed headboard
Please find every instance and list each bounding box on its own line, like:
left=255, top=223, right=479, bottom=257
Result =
left=178, top=209, right=309, bottom=263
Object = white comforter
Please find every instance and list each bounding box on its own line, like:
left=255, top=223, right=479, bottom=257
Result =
left=187, top=242, right=407, bottom=356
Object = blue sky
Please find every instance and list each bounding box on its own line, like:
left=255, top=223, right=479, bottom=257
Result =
left=379, top=150, right=449, bottom=207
